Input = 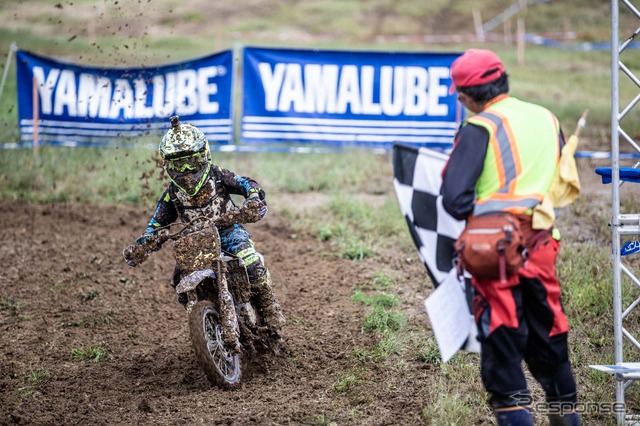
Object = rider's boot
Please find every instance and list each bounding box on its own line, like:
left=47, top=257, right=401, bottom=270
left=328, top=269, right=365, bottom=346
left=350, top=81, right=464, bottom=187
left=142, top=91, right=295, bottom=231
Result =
left=250, top=267, right=285, bottom=338
left=172, top=266, right=188, bottom=307
left=177, top=292, right=188, bottom=306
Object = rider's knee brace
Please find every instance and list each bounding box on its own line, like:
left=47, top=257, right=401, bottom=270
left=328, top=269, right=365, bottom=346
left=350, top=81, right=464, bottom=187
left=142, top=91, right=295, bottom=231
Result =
left=237, top=246, right=266, bottom=285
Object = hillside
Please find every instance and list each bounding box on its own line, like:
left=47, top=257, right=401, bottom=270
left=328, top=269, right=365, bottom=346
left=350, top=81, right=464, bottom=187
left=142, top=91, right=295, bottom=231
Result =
left=1, top=0, right=638, bottom=145
left=0, top=0, right=629, bottom=64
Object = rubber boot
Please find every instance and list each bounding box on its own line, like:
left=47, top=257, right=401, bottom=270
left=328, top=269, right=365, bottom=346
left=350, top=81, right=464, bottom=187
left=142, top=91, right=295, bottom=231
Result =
left=252, top=269, right=285, bottom=336
left=495, top=407, right=534, bottom=426
left=172, top=266, right=188, bottom=306
left=548, top=412, right=581, bottom=426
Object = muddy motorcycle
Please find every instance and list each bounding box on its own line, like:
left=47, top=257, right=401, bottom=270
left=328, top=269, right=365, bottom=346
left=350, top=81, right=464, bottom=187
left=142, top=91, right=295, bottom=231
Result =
left=125, top=200, right=277, bottom=389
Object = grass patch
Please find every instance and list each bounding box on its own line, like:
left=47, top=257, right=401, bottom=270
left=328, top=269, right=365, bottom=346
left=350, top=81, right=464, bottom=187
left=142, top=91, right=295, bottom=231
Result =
left=558, top=244, right=611, bottom=322
left=0, top=146, right=164, bottom=205
left=371, top=271, right=395, bottom=290
left=313, top=194, right=407, bottom=260
left=309, top=413, right=336, bottom=426
left=352, top=289, right=399, bottom=308
left=420, top=391, right=478, bottom=425
left=18, top=368, right=51, bottom=397
left=79, top=289, right=99, bottom=302
left=318, top=225, right=334, bottom=241
left=67, top=310, right=115, bottom=328
left=252, top=151, right=392, bottom=195
left=341, top=238, right=374, bottom=260
left=333, top=370, right=361, bottom=393
left=352, top=284, right=405, bottom=362
left=415, top=338, right=442, bottom=365
left=420, top=361, right=489, bottom=424
left=361, top=306, right=405, bottom=334
left=372, top=332, right=403, bottom=360
left=353, top=332, right=403, bottom=362
left=0, top=297, right=24, bottom=316
left=71, top=344, right=113, bottom=363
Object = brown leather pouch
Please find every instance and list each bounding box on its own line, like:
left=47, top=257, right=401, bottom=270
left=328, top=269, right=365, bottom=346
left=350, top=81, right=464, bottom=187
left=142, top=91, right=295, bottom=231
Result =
left=455, top=213, right=526, bottom=283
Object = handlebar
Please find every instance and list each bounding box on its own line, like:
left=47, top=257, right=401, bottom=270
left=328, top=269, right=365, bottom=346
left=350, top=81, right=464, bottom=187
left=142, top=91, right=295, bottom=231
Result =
left=124, top=199, right=264, bottom=267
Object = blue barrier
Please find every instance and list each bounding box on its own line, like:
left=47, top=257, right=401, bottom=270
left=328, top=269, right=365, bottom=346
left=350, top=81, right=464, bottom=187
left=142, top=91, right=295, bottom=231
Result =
left=3, top=139, right=639, bottom=160
left=524, top=34, right=640, bottom=51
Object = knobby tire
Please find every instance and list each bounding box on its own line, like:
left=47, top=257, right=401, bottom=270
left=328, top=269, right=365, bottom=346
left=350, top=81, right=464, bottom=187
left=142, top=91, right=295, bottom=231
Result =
left=188, top=300, right=241, bottom=389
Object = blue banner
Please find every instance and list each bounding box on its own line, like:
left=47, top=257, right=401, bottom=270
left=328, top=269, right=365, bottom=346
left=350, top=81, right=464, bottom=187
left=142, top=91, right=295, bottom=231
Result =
left=16, top=50, right=234, bottom=146
left=241, top=47, right=462, bottom=149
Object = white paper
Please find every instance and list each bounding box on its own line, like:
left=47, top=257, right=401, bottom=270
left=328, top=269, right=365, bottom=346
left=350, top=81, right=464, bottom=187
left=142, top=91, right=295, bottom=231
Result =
left=424, top=268, right=477, bottom=362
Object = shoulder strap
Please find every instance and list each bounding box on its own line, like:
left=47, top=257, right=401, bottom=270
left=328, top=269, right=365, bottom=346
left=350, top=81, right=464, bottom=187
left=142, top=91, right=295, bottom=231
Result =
left=167, top=183, right=186, bottom=216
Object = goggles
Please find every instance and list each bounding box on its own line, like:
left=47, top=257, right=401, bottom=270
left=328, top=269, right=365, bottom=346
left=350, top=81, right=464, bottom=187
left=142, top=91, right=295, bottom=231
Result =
left=165, top=151, right=208, bottom=173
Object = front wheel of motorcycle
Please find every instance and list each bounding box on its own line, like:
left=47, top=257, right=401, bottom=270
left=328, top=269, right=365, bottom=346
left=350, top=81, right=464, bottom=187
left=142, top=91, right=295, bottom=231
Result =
left=188, top=300, right=241, bottom=389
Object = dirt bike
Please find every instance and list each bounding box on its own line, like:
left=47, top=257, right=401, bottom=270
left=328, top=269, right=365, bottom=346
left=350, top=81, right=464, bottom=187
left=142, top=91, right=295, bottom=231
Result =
left=124, top=200, right=277, bottom=389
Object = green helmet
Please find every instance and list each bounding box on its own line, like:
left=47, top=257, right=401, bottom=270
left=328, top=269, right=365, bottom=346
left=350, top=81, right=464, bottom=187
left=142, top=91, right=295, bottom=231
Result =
left=159, top=116, right=212, bottom=196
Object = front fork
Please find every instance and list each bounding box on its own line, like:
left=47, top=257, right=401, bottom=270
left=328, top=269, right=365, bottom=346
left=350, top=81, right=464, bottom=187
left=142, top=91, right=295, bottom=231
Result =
left=178, top=265, right=241, bottom=353
left=216, top=271, right=241, bottom=352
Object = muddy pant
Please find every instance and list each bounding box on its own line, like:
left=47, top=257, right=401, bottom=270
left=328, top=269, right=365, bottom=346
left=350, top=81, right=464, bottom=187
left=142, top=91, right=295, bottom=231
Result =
left=471, top=217, right=577, bottom=411
left=220, top=224, right=284, bottom=333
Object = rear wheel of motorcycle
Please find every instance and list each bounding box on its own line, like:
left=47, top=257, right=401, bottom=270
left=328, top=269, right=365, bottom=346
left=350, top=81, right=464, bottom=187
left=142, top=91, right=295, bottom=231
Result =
left=188, top=300, right=241, bottom=389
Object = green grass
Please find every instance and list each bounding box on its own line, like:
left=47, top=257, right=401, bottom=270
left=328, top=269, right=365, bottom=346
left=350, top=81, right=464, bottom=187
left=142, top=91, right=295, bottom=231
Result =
left=352, top=332, right=403, bottom=362
left=0, top=297, right=24, bottom=316
left=415, top=337, right=442, bottom=365
left=0, top=0, right=636, bottom=144
left=340, top=238, right=374, bottom=260
left=333, top=370, right=362, bottom=393
left=311, top=193, right=409, bottom=259
left=559, top=244, right=612, bottom=322
left=352, top=289, right=399, bottom=308
left=71, top=344, right=113, bottom=363
left=361, top=306, right=405, bottom=333
left=79, top=289, right=99, bottom=302
left=0, top=145, right=161, bottom=204
left=370, top=271, right=395, bottom=290
left=67, top=310, right=115, bottom=328
left=18, top=368, right=51, bottom=397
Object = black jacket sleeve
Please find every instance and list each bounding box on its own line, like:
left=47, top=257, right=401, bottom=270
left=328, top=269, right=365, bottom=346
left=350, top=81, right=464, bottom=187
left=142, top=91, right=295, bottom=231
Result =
left=144, top=187, right=179, bottom=233
left=217, top=166, right=266, bottom=202
left=441, top=123, right=490, bottom=221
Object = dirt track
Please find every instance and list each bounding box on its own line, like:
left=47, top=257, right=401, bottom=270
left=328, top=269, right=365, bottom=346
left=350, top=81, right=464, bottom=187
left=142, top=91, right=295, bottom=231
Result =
left=0, top=199, right=444, bottom=425
left=0, top=157, right=626, bottom=425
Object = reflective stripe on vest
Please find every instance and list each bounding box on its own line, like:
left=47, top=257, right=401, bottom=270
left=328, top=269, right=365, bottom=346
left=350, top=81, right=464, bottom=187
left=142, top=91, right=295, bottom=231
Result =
left=467, top=97, right=559, bottom=216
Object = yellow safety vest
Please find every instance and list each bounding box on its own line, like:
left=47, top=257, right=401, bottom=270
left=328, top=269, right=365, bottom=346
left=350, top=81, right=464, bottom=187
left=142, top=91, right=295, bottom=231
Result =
left=466, top=96, right=561, bottom=216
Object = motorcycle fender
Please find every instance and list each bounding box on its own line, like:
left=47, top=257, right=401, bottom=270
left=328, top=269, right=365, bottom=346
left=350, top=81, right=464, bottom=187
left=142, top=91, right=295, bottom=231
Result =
left=175, top=269, right=216, bottom=294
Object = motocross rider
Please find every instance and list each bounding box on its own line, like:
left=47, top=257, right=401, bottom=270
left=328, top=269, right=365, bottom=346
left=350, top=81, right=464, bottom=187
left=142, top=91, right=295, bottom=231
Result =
left=123, top=116, right=285, bottom=338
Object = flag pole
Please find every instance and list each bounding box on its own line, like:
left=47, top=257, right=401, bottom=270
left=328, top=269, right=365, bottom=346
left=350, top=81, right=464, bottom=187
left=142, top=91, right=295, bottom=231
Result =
left=0, top=43, right=17, bottom=109
left=573, top=109, right=589, bottom=138
left=32, top=75, right=39, bottom=155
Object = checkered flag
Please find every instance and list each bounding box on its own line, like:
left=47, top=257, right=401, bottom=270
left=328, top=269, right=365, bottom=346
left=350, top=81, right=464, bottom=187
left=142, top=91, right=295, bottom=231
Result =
left=392, top=144, right=465, bottom=287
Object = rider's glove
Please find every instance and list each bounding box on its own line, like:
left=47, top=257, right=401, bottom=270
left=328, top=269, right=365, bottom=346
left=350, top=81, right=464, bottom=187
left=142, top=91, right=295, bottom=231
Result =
left=123, top=245, right=137, bottom=267
left=258, top=203, right=268, bottom=219
left=244, top=195, right=267, bottom=219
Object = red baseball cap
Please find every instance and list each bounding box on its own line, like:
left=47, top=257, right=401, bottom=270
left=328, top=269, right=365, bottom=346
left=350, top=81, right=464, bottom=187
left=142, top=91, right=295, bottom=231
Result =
left=449, top=49, right=505, bottom=94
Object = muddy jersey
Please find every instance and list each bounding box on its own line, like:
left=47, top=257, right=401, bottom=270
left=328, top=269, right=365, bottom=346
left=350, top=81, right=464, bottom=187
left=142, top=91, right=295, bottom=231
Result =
left=144, top=165, right=265, bottom=232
